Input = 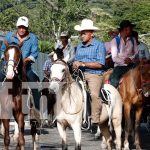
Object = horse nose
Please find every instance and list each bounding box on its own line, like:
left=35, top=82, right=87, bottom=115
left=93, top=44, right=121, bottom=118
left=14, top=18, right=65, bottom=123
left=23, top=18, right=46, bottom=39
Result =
left=6, top=71, right=14, bottom=80
left=49, top=82, right=59, bottom=93
left=6, top=66, right=15, bottom=79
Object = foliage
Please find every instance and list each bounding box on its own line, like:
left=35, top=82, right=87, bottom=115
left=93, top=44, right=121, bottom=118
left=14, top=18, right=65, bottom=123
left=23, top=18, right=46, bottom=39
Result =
left=39, top=40, right=54, bottom=53
left=0, top=0, right=150, bottom=51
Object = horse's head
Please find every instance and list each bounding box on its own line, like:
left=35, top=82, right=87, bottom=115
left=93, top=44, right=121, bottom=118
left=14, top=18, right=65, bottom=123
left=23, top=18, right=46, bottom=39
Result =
left=4, top=45, right=22, bottom=80
left=140, top=62, right=150, bottom=97
left=49, top=59, right=70, bottom=93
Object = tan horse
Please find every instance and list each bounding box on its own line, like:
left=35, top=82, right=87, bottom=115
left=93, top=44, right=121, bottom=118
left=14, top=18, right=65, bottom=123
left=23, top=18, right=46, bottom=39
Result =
left=103, top=63, right=150, bottom=150
left=49, top=60, right=83, bottom=150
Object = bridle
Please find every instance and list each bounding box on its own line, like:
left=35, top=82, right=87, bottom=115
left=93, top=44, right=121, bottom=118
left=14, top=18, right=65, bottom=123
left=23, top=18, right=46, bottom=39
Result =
left=50, top=59, right=69, bottom=83
left=4, top=46, right=22, bottom=76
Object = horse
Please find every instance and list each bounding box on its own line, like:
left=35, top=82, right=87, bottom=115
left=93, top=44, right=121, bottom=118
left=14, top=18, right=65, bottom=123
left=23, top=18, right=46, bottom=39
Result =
left=103, top=62, right=150, bottom=150
left=97, top=83, right=123, bottom=150
left=0, top=45, right=25, bottom=150
left=0, top=44, right=42, bottom=150
left=49, top=59, right=84, bottom=150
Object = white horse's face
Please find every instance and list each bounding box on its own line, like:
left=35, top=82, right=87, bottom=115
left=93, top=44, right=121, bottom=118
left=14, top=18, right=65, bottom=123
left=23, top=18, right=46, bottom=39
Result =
left=6, top=48, right=15, bottom=79
left=49, top=63, right=66, bottom=93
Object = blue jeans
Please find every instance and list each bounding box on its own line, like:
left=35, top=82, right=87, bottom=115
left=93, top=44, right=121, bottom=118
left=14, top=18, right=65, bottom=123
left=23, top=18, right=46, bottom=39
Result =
left=0, top=66, right=40, bottom=111
left=26, top=66, right=40, bottom=111
left=109, top=63, right=136, bottom=88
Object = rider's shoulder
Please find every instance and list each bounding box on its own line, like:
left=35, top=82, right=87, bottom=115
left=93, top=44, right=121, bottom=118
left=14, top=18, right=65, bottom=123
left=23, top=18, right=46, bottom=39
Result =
left=29, top=32, right=38, bottom=40
left=5, top=31, right=14, bottom=37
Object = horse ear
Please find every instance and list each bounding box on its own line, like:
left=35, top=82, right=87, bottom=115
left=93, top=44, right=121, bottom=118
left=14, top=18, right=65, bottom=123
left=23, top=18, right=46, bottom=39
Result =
left=4, top=40, right=9, bottom=49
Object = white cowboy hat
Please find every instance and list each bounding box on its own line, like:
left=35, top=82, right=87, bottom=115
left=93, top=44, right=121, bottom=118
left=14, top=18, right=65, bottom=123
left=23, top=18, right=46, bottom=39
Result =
left=74, top=19, right=99, bottom=31
left=16, top=16, right=29, bottom=28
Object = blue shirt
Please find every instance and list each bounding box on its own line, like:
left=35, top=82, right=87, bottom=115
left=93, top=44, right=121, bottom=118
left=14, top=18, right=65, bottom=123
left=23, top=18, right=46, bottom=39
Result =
left=42, top=58, right=53, bottom=73
left=1, top=31, right=39, bottom=62
left=75, top=38, right=106, bottom=74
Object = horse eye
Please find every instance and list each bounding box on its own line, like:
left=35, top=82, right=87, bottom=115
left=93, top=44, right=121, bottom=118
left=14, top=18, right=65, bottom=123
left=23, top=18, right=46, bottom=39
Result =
left=62, top=69, right=65, bottom=72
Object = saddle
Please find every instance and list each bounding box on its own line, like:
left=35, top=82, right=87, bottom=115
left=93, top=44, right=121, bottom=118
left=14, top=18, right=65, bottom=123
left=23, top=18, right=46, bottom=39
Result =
left=72, top=69, right=91, bottom=130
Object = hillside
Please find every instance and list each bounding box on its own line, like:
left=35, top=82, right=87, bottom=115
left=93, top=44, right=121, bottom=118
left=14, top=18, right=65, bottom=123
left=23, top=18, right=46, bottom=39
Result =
left=0, top=0, right=150, bottom=50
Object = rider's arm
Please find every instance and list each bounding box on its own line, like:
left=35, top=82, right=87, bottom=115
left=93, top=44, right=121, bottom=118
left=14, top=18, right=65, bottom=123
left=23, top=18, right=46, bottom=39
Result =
left=144, top=44, right=150, bottom=60
left=67, top=46, right=75, bottom=63
left=129, top=38, right=138, bottom=61
left=26, top=34, right=39, bottom=63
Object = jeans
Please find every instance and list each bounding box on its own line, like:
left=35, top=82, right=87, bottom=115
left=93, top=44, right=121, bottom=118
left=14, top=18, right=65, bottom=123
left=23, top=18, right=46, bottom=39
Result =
left=0, top=65, right=40, bottom=111
left=109, top=63, right=136, bottom=88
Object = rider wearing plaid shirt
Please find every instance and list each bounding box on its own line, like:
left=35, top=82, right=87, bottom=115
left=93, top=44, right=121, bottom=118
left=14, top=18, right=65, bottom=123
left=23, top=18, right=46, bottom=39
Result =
left=73, top=19, right=106, bottom=126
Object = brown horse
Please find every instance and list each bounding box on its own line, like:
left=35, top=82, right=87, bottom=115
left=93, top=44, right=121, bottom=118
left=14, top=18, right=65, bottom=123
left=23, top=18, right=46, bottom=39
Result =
left=0, top=45, right=26, bottom=149
left=103, top=62, right=150, bottom=150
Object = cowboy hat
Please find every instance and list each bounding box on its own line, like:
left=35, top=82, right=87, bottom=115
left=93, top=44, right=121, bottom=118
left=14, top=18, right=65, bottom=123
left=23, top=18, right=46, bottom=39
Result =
left=74, top=19, right=99, bottom=31
left=119, top=20, right=136, bottom=30
left=60, top=31, right=69, bottom=37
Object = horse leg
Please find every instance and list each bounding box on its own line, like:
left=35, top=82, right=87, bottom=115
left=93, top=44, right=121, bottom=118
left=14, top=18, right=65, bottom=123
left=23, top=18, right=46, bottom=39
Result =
left=16, top=112, right=25, bottom=149
left=30, top=120, right=38, bottom=150
left=134, top=106, right=143, bottom=150
left=13, top=121, right=19, bottom=141
left=112, top=117, right=122, bottom=150
left=123, top=102, right=132, bottom=150
left=95, top=126, right=101, bottom=139
left=57, top=122, right=68, bottom=150
left=0, top=121, right=4, bottom=136
left=71, top=123, right=81, bottom=150
left=2, top=119, right=10, bottom=150
left=99, top=121, right=112, bottom=150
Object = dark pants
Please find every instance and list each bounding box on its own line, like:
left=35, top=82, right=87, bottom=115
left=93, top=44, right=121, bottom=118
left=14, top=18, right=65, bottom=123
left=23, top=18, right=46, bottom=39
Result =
left=109, top=63, right=136, bottom=88
left=0, top=66, right=40, bottom=111
left=26, top=67, right=40, bottom=111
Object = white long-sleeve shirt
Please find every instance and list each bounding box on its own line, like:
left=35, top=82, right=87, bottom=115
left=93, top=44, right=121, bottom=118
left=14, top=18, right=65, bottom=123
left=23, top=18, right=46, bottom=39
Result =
left=111, top=35, right=138, bottom=67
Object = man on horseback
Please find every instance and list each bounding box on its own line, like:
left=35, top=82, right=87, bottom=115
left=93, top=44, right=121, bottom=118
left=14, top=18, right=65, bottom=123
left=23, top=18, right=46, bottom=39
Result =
left=132, top=31, right=150, bottom=63
left=73, top=19, right=106, bottom=131
left=0, top=16, right=41, bottom=122
left=53, top=31, right=75, bottom=63
left=110, top=20, right=138, bottom=88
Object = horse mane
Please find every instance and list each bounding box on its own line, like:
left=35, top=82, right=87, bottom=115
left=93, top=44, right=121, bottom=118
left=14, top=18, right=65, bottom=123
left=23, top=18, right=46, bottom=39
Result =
left=54, top=59, right=73, bottom=94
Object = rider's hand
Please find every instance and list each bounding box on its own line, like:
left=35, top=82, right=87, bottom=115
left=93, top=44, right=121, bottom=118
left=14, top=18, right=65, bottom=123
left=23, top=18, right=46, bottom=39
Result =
left=124, top=58, right=132, bottom=65
left=73, top=61, right=83, bottom=69
left=23, top=58, right=32, bottom=64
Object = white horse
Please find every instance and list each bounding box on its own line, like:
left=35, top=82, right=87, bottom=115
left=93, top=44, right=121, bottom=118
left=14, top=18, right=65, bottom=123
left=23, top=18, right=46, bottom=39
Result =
left=49, top=60, right=83, bottom=150
left=98, top=84, right=123, bottom=150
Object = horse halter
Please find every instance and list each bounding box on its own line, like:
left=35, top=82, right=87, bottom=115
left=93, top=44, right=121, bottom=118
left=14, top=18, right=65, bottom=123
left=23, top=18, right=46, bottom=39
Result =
left=4, top=46, right=22, bottom=75
left=50, top=59, right=69, bottom=83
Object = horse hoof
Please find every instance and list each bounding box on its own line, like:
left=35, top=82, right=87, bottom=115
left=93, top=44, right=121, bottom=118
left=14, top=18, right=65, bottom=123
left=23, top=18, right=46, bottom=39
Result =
left=4, top=146, right=9, bottom=150
left=75, top=145, right=81, bottom=150
left=62, top=144, right=68, bottom=150
left=136, top=145, right=142, bottom=150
